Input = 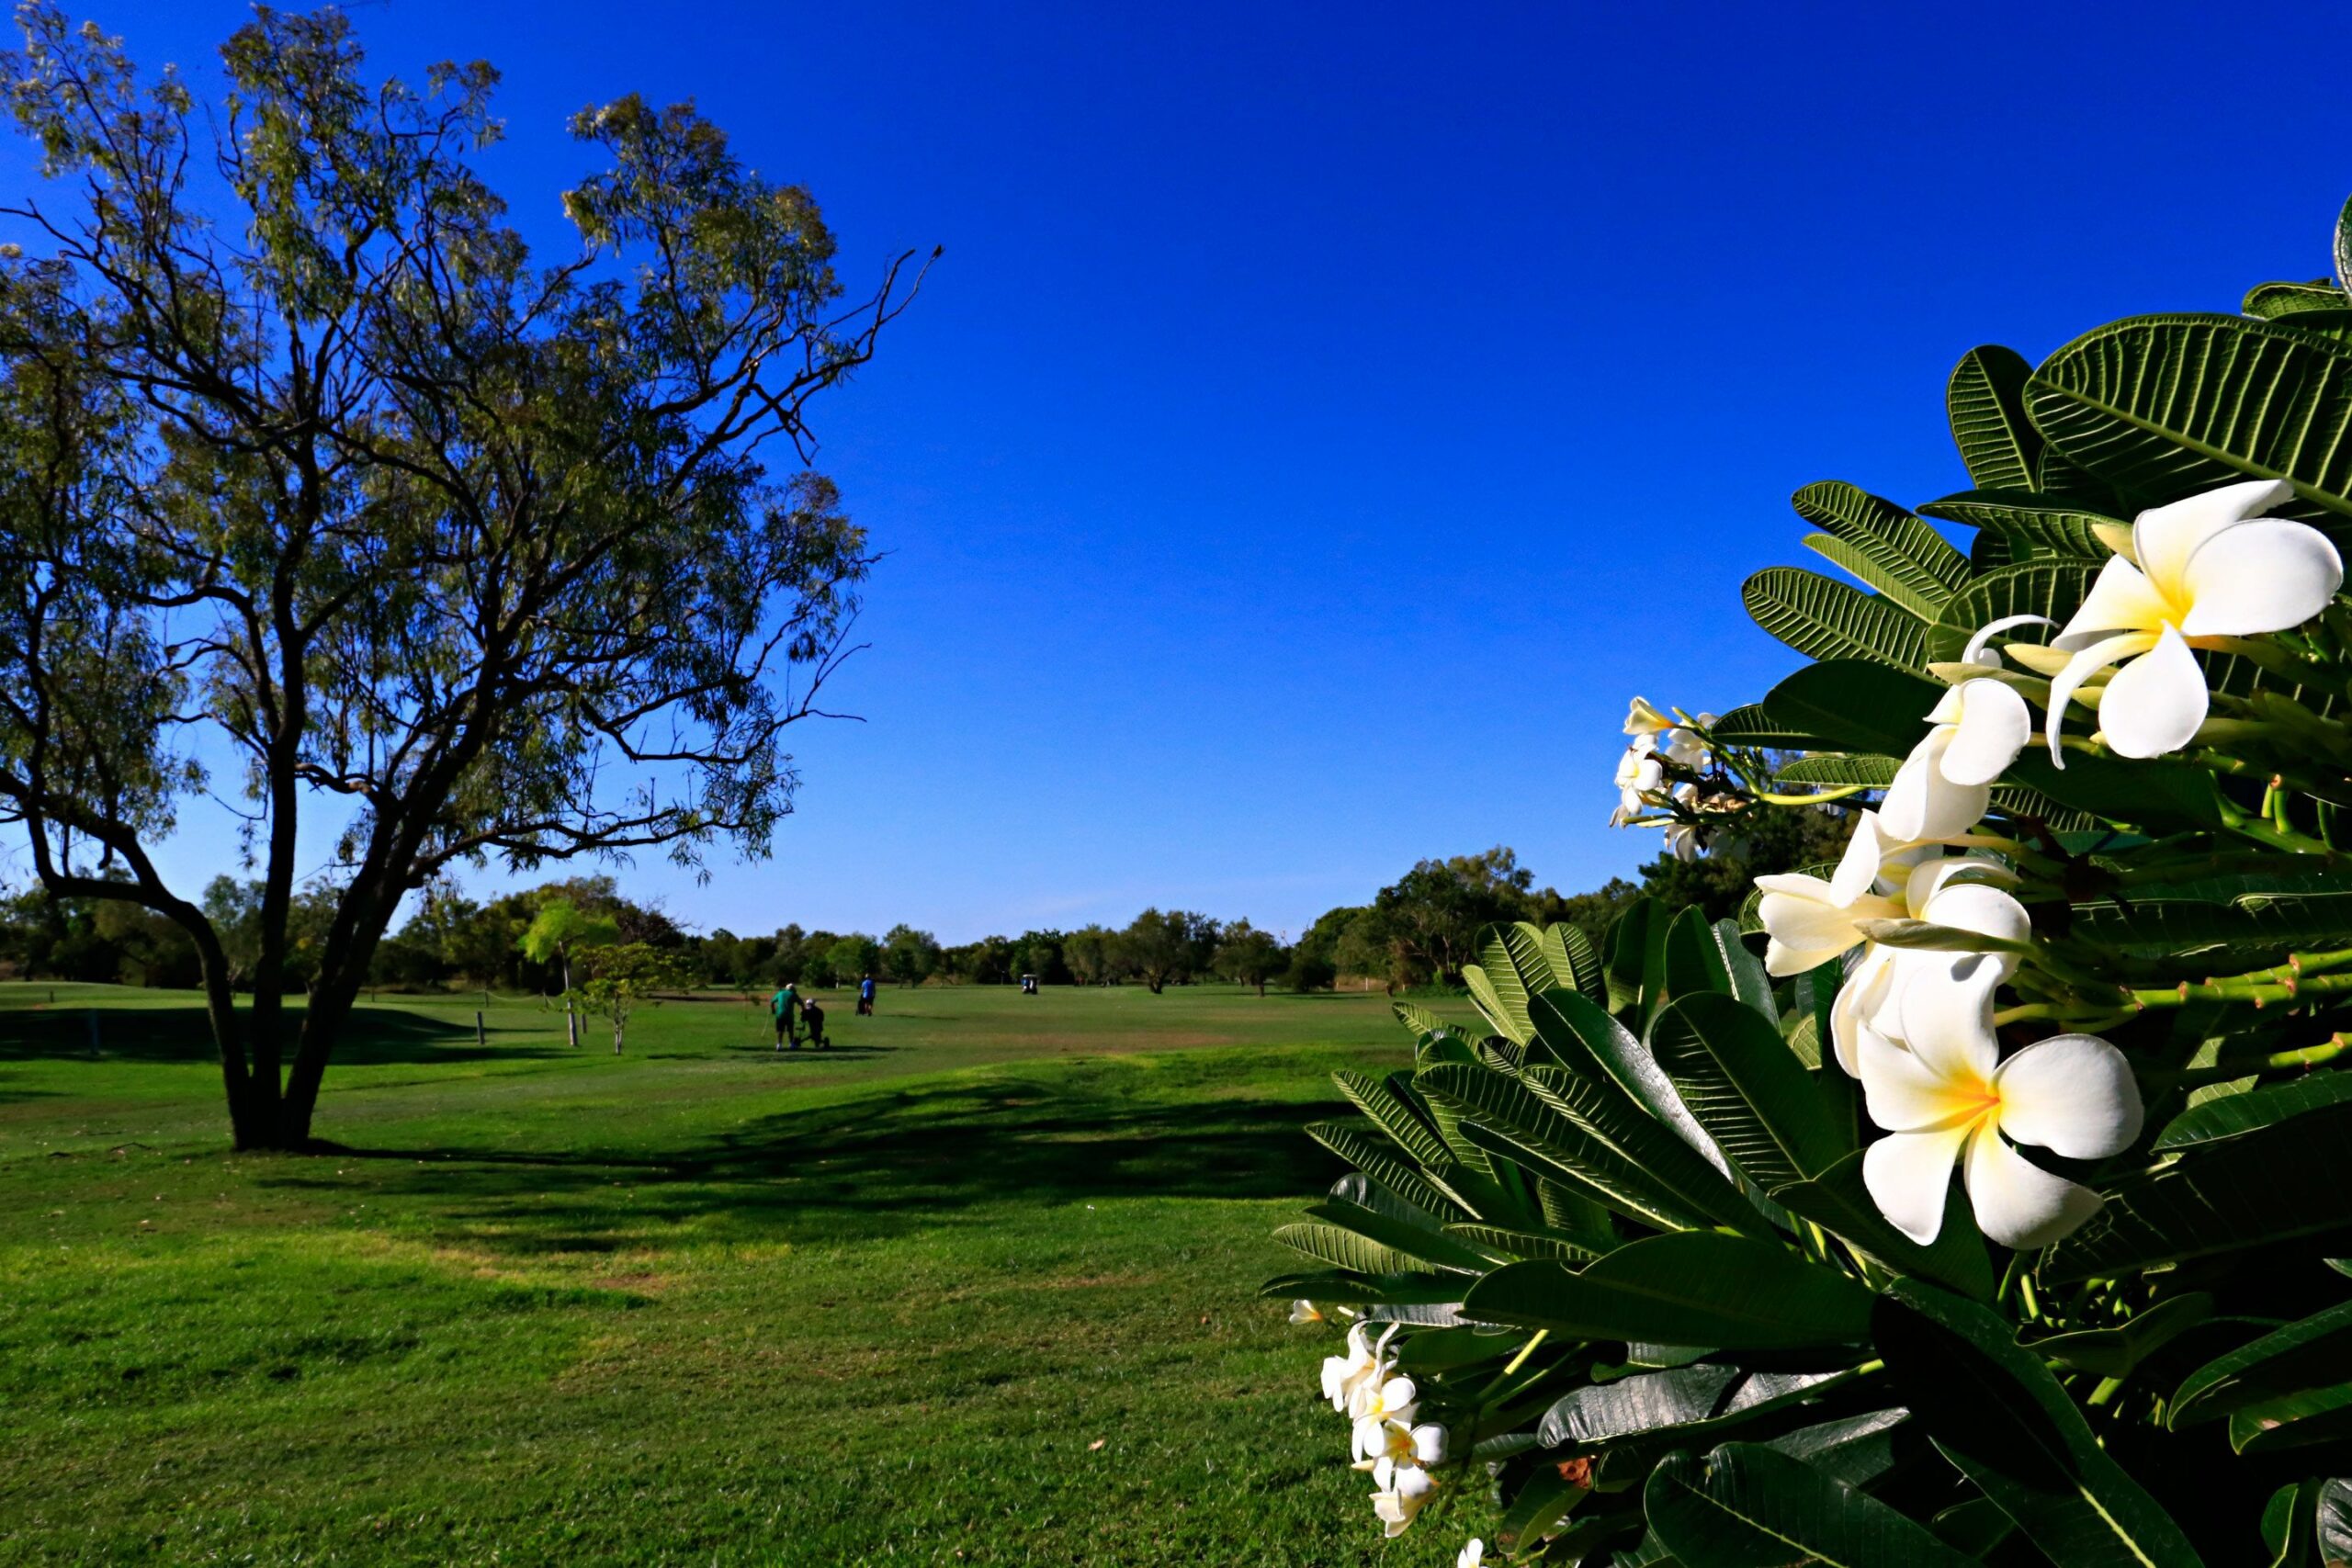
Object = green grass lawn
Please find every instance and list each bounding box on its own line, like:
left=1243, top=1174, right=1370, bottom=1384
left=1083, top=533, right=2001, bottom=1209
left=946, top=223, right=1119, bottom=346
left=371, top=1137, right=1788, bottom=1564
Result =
left=0, top=980, right=1497, bottom=1565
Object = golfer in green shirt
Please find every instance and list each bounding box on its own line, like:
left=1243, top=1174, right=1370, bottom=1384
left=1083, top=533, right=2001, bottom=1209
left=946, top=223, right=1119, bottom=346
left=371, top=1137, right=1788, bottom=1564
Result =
left=770, top=981, right=800, bottom=1050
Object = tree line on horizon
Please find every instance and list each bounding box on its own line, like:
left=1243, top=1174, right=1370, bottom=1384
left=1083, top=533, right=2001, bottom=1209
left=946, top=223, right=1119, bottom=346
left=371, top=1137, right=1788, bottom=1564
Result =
left=0, top=808, right=1843, bottom=1000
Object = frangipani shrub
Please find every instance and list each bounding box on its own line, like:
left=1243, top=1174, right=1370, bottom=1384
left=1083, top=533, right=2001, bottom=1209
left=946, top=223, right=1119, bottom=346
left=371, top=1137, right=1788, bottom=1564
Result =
left=1272, top=195, right=2352, bottom=1565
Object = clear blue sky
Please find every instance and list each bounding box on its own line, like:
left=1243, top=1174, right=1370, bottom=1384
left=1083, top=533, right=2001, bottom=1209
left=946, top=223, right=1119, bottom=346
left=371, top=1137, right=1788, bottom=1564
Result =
left=11, top=0, right=2352, bottom=942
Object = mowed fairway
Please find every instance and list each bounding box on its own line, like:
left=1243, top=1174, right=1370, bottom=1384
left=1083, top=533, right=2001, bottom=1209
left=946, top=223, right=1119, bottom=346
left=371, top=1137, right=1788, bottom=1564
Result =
left=0, top=981, right=1492, bottom=1565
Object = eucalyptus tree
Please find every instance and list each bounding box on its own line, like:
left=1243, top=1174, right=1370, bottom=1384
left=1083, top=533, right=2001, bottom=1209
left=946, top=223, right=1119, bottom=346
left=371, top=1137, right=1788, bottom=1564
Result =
left=0, top=6, right=926, bottom=1147
left=1210, top=919, right=1285, bottom=995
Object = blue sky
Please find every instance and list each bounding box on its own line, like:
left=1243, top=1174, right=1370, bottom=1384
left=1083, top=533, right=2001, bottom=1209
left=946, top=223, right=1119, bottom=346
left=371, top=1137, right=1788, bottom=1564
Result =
left=11, top=0, right=2352, bottom=942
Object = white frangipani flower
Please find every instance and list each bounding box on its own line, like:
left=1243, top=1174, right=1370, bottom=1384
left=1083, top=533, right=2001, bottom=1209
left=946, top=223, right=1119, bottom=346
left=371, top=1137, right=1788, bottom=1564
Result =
left=1659, top=712, right=1718, bottom=769
left=1665, top=821, right=1702, bottom=863
left=1829, top=855, right=2030, bottom=1074
left=1458, top=1540, right=1486, bottom=1568
left=1370, top=1461, right=1438, bottom=1538
left=1615, top=742, right=1663, bottom=814
left=1754, top=811, right=1925, bottom=977
left=1321, top=1322, right=1396, bottom=1415
left=1623, top=696, right=1674, bottom=737
left=1860, top=956, right=2143, bottom=1248
left=1350, top=1369, right=1419, bottom=1427
left=1289, top=1300, right=1324, bottom=1325
left=1882, top=616, right=2052, bottom=839
left=1353, top=1418, right=1446, bottom=1470
left=2042, top=479, right=2343, bottom=765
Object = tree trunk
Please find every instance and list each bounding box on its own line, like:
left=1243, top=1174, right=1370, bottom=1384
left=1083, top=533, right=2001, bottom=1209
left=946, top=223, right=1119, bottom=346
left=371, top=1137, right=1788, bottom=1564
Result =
left=613, top=1011, right=625, bottom=1055
left=200, top=966, right=273, bottom=1151
left=276, top=977, right=357, bottom=1147
left=269, top=886, right=402, bottom=1149
left=562, top=949, right=579, bottom=1047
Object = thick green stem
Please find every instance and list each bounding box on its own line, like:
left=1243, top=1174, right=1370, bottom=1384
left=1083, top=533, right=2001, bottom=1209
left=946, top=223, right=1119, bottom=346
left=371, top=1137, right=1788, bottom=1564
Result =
left=2152, top=1033, right=2352, bottom=1088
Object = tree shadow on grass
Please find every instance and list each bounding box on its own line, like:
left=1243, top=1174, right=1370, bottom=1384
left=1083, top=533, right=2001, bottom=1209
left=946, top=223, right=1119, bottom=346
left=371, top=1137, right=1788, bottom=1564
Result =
left=297, top=1073, right=1351, bottom=1257
left=673, top=1043, right=902, bottom=1060
left=0, top=1002, right=571, bottom=1066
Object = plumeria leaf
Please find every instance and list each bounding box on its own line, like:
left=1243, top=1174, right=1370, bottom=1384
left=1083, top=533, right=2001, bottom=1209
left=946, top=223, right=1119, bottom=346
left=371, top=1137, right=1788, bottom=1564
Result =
left=2028, top=312, right=2352, bottom=535
left=1304, top=1122, right=1469, bottom=1220
left=1611, top=1529, right=1679, bottom=1565
left=2069, top=869, right=2352, bottom=963
left=1871, top=1280, right=2203, bottom=1567
left=1412, top=1040, right=1517, bottom=1187
left=1464, top=961, right=1530, bottom=1045
left=1930, top=1498, right=2018, bottom=1556
left=1605, top=898, right=1661, bottom=1017
left=1495, top=1466, right=1591, bottom=1554
left=1770, top=1149, right=1996, bottom=1301
left=2246, top=307, right=2352, bottom=350
left=1742, top=566, right=1929, bottom=671
left=2031, top=441, right=2123, bottom=511
left=1709, top=703, right=1837, bottom=750
left=1300, top=1194, right=1497, bottom=1275
left=2258, top=1479, right=2325, bottom=1568
left=1500, top=919, right=1563, bottom=1003
left=1542, top=1363, right=1742, bottom=1446
left=1544, top=920, right=1609, bottom=1005
left=2170, top=1299, right=2352, bottom=1430
left=1648, top=992, right=1849, bottom=1192
left=1465, top=920, right=1589, bottom=1044
left=1329, top=1170, right=1453, bottom=1229
left=2154, top=1072, right=2352, bottom=1150
left=1714, top=919, right=1777, bottom=1021
left=1756, top=1409, right=1912, bottom=1490
left=1661, top=905, right=1733, bottom=999
left=1391, top=999, right=1452, bottom=1040
left=1947, top=345, right=2045, bottom=494
left=1521, top=1064, right=1769, bottom=1235
left=2002, top=744, right=2233, bottom=835
left=1447, top=1092, right=1713, bottom=1234
left=2226, top=1381, right=2352, bottom=1454
left=1536, top=1172, right=1622, bottom=1250
left=1920, top=491, right=2118, bottom=561
left=1971, top=525, right=2014, bottom=571
left=1444, top=1222, right=1606, bottom=1264
left=1271, top=1222, right=1427, bottom=1278
left=1468, top=928, right=1536, bottom=1042
left=1258, top=1269, right=1466, bottom=1305
left=1530, top=990, right=1726, bottom=1177
left=1643, top=1441, right=1975, bottom=1567
left=1389, top=1323, right=1517, bottom=1374
left=1581, top=1368, right=1860, bottom=1481
left=2245, top=280, right=2351, bottom=320
left=2023, top=1292, right=2215, bottom=1378
left=1762, top=660, right=1947, bottom=757
left=1773, top=753, right=1899, bottom=787
left=1791, top=479, right=1972, bottom=592
left=2319, top=1478, right=2352, bottom=1562
left=2044, top=1102, right=2352, bottom=1282
left=1464, top=1235, right=1875, bottom=1350
left=1332, top=1070, right=1452, bottom=1173
left=1356, top=1300, right=1473, bottom=1328
left=1802, top=533, right=1948, bottom=619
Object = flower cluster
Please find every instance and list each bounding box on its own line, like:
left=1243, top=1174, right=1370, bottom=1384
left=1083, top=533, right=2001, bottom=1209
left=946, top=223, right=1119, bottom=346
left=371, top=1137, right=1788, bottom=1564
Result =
left=1312, top=1318, right=1452, bottom=1538
left=1611, top=697, right=1736, bottom=860
left=1756, top=479, right=2342, bottom=1245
